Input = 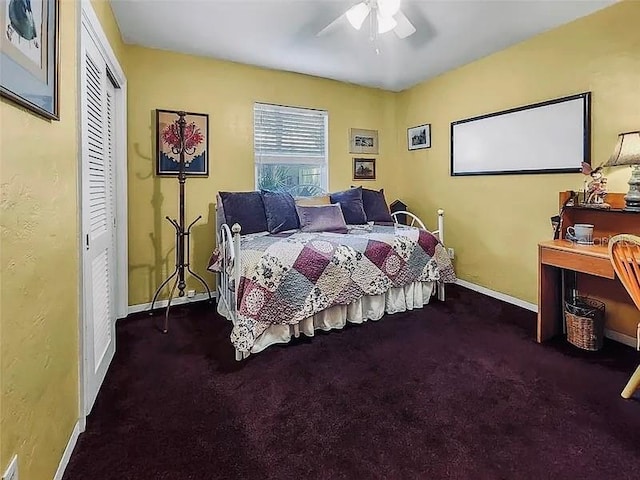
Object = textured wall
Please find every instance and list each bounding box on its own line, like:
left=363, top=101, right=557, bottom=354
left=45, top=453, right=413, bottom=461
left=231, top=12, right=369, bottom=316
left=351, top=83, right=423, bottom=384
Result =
left=395, top=1, right=640, bottom=335
left=0, top=1, right=79, bottom=479
left=1, top=2, right=638, bottom=477
left=124, top=46, right=398, bottom=306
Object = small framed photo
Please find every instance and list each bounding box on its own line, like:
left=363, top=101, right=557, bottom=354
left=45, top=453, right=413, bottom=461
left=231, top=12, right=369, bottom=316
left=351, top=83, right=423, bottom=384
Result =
left=353, top=158, right=376, bottom=180
left=350, top=128, right=378, bottom=155
left=156, top=109, right=209, bottom=176
left=408, top=124, right=431, bottom=150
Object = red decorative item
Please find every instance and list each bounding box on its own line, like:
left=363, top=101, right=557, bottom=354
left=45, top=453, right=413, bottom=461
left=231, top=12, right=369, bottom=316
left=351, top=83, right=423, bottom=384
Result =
left=162, top=121, right=204, bottom=154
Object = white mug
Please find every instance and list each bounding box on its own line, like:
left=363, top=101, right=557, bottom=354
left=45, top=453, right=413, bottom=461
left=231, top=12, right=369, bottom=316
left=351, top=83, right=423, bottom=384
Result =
left=567, top=224, right=594, bottom=245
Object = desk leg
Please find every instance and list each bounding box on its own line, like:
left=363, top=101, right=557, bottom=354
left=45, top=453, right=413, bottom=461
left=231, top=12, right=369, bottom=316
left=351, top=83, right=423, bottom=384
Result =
left=538, top=259, right=563, bottom=343
left=561, top=270, right=566, bottom=335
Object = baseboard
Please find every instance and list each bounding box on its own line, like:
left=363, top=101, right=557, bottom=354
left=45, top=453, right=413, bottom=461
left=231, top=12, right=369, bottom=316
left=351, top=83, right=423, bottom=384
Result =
left=127, top=292, right=216, bottom=316
left=53, top=420, right=81, bottom=480
left=455, top=279, right=638, bottom=349
left=455, top=279, right=538, bottom=312
left=604, top=328, right=637, bottom=349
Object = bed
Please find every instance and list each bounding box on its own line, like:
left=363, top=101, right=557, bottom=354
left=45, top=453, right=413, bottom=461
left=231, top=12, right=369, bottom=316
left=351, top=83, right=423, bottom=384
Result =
left=208, top=188, right=456, bottom=360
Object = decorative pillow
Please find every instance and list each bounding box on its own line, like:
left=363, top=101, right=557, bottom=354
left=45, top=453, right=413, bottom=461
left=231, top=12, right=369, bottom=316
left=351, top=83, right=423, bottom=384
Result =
left=361, top=187, right=393, bottom=223
left=218, top=191, right=268, bottom=235
left=294, top=195, right=331, bottom=206
left=261, top=190, right=299, bottom=233
left=296, top=204, right=348, bottom=233
left=330, top=187, right=367, bottom=225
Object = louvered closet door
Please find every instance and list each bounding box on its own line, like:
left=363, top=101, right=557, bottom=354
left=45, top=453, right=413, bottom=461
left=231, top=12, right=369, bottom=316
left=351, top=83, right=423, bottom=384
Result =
left=81, top=25, right=117, bottom=415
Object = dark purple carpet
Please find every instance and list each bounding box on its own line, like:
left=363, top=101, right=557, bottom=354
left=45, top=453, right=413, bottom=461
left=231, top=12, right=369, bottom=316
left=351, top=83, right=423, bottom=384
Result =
left=64, top=285, right=640, bottom=480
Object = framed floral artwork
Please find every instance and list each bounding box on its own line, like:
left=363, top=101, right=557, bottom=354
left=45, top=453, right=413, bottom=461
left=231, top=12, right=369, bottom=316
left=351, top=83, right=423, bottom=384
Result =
left=0, top=0, right=59, bottom=120
left=156, top=109, right=209, bottom=176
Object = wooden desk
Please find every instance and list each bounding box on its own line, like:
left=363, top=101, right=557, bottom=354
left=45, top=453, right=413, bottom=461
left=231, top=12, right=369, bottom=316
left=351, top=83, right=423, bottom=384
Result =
left=538, top=240, right=611, bottom=342
left=537, top=192, right=640, bottom=343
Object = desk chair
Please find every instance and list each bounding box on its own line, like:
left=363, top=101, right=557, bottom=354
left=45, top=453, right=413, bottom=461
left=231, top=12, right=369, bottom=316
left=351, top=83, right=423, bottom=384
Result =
left=608, top=234, right=640, bottom=399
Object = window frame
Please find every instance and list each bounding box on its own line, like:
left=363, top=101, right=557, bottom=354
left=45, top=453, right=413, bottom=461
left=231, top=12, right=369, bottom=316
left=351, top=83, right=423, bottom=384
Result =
left=254, top=102, right=329, bottom=194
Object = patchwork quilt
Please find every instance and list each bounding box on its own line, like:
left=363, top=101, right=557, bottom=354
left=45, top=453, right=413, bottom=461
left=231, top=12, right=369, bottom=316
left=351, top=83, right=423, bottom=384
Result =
left=208, top=224, right=456, bottom=352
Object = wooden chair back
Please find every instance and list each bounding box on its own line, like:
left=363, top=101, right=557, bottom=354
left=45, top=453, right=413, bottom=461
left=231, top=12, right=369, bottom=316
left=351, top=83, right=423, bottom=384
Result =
left=609, top=234, right=640, bottom=311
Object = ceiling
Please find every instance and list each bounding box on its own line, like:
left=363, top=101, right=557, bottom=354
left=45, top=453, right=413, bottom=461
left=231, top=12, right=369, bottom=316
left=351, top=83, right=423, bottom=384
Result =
left=110, top=0, right=615, bottom=92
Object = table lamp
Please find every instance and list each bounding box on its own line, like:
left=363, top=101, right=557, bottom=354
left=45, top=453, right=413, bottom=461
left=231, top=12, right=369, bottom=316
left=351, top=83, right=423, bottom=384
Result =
left=604, top=131, right=640, bottom=212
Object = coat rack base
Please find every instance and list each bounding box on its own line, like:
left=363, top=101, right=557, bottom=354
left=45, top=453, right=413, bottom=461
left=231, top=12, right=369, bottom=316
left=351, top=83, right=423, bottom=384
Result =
left=149, top=215, right=213, bottom=333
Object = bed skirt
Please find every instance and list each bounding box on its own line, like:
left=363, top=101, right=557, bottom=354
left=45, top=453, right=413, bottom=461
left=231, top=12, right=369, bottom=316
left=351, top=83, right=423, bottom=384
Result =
left=218, top=281, right=435, bottom=355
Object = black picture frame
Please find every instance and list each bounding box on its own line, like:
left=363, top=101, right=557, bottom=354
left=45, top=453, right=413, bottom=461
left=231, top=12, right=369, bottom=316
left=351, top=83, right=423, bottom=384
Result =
left=353, top=158, right=376, bottom=180
left=450, top=92, right=591, bottom=176
left=408, top=124, right=431, bottom=150
left=156, top=109, right=209, bottom=176
left=0, top=0, right=60, bottom=120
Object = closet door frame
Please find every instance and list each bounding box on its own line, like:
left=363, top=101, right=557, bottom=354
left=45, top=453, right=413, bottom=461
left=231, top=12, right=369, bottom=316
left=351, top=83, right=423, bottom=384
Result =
left=78, top=0, right=127, bottom=426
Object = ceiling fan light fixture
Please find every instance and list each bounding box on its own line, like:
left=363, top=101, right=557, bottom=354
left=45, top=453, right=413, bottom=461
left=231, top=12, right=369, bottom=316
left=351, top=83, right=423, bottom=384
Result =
left=377, top=12, right=397, bottom=34
left=346, top=2, right=371, bottom=30
left=378, top=0, right=401, bottom=18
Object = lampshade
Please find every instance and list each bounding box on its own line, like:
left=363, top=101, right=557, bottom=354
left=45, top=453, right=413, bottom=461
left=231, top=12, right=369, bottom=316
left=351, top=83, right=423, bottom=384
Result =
left=604, top=131, right=640, bottom=167
left=346, top=3, right=370, bottom=30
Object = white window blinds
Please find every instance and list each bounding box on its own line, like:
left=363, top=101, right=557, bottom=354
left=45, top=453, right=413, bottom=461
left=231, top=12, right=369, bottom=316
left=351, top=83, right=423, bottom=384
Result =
left=254, top=103, right=328, bottom=195
left=254, top=103, right=328, bottom=165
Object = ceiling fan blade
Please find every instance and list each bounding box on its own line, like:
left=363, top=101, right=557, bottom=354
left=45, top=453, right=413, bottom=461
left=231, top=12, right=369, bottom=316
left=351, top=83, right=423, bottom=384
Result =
left=393, top=10, right=416, bottom=39
left=345, top=2, right=371, bottom=30
left=317, top=13, right=346, bottom=37
left=378, top=0, right=401, bottom=18
left=377, top=12, right=397, bottom=34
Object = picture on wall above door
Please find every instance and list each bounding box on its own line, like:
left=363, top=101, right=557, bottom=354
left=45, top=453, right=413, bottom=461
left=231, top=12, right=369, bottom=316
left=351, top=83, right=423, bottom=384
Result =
left=350, top=128, right=378, bottom=155
left=408, top=124, right=431, bottom=150
left=0, top=0, right=59, bottom=119
left=156, top=109, right=209, bottom=176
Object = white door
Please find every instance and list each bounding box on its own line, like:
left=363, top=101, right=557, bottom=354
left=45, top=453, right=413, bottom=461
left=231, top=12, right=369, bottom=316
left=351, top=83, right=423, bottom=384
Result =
left=81, top=25, right=117, bottom=415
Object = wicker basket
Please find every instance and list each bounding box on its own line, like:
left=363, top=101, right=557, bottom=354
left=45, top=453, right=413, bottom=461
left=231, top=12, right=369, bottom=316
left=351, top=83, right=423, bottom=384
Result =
left=565, top=297, right=605, bottom=351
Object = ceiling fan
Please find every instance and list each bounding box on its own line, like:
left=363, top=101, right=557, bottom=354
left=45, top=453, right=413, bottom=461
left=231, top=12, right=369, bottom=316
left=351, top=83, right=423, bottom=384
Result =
left=318, top=0, right=416, bottom=40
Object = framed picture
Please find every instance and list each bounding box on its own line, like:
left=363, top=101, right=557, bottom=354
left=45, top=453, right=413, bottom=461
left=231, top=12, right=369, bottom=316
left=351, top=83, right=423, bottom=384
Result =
left=156, top=109, right=209, bottom=176
left=408, top=124, right=431, bottom=150
left=451, top=92, right=590, bottom=176
left=0, top=0, right=59, bottom=120
left=350, top=128, right=378, bottom=155
left=353, top=158, right=376, bottom=180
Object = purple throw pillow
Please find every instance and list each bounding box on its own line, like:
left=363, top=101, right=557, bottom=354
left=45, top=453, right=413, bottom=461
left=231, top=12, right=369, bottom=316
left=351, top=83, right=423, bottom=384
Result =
left=261, top=190, right=299, bottom=233
left=361, top=188, right=393, bottom=223
left=296, top=204, right=348, bottom=233
left=219, top=191, right=268, bottom=234
left=329, top=187, right=367, bottom=224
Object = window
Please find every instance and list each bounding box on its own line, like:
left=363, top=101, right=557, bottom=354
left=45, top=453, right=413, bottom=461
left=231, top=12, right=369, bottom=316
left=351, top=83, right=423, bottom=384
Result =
left=254, top=103, right=328, bottom=196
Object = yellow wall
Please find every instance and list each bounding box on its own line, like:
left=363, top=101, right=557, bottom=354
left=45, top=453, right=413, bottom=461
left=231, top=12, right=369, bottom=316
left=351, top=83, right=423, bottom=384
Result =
left=1, top=2, right=638, bottom=477
left=91, top=0, right=127, bottom=65
left=101, top=0, right=640, bottom=328
left=396, top=0, right=640, bottom=335
left=0, top=1, right=79, bottom=479
left=125, top=46, right=398, bottom=305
